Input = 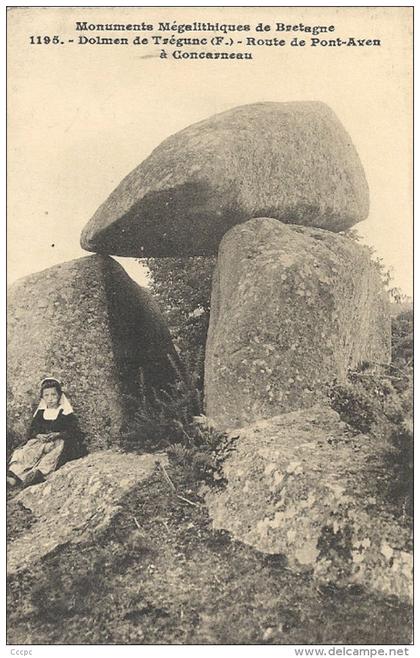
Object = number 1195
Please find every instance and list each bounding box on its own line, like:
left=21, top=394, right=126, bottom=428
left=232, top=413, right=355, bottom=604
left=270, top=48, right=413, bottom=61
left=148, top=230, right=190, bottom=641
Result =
left=29, top=36, right=61, bottom=44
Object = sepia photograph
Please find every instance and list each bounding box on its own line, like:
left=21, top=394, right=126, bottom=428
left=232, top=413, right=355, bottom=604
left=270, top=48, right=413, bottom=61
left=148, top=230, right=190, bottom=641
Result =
left=6, top=4, right=414, bottom=650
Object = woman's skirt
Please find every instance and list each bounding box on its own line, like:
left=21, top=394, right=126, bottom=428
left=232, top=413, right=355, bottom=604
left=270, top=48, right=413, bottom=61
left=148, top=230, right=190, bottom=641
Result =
left=9, top=436, right=66, bottom=481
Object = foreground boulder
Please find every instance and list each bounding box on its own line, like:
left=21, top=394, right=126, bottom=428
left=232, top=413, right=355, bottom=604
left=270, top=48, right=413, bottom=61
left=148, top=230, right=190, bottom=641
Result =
left=7, top=451, right=167, bottom=575
left=7, top=255, right=179, bottom=450
left=204, top=218, right=390, bottom=429
left=204, top=406, right=412, bottom=602
left=81, top=102, right=369, bottom=257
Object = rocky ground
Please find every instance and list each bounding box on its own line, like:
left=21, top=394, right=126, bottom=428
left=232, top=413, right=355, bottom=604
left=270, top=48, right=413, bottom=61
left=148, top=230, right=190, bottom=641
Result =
left=7, top=459, right=412, bottom=645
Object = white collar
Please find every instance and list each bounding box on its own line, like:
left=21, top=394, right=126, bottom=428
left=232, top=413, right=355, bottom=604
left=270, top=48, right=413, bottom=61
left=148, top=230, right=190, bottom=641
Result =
left=43, top=407, right=62, bottom=420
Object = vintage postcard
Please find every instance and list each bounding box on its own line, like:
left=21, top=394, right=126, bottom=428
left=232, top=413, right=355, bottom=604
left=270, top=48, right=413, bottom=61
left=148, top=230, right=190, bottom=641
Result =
left=6, top=5, right=413, bottom=651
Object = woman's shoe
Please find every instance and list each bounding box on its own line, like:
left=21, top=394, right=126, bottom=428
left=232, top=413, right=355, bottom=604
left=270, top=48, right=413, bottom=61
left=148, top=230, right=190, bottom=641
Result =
left=22, top=469, right=45, bottom=488
left=6, top=470, right=22, bottom=488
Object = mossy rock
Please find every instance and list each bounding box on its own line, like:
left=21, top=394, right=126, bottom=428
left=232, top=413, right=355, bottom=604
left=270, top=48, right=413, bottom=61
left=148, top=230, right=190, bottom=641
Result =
left=204, top=405, right=412, bottom=603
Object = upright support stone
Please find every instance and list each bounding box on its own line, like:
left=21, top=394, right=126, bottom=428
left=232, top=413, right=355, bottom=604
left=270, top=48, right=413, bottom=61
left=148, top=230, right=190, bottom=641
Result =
left=7, top=255, right=179, bottom=449
left=204, top=218, right=390, bottom=429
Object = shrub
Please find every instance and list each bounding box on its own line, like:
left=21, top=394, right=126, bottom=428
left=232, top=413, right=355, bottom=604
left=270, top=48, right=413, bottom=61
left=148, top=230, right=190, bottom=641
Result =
left=166, top=416, right=238, bottom=486
left=327, top=355, right=413, bottom=520
left=387, top=420, right=413, bottom=519
left=328, top=306, right=413, bottom=435
left=120, top=362, right=236, bottom=486
left=120, top=358, right=203, bottom=452
left=140, top=257, right=216, bottom=384
left=327, top=363, right=406, bottom=435
left=391, top=310, right=413, bottom=370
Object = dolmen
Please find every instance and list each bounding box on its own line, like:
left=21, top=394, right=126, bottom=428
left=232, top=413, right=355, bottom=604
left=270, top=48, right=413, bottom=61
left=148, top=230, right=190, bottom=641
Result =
left=79, top=101, right=389, bottom=426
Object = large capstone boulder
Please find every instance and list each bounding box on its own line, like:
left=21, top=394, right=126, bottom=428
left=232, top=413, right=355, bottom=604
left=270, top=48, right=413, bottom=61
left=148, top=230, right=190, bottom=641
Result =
left=81, top=102, right=369, bottom=257
left=7, top=451, right=167, bottom=575
left=204, top=218, right=390, bottom=429
left=204, top=406, right=412, bottom=603
left=7, top=255, right=179, bottom=450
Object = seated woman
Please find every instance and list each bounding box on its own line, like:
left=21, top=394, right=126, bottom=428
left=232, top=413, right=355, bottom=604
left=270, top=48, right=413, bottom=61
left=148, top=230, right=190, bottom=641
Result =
left=7, top=377, right=86, bottom=488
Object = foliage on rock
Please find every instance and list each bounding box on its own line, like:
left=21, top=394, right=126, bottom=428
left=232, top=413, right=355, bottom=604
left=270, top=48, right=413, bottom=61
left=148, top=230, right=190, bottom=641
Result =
left=120, top=358, right=202, bottom=450
left=327, top=310, right=413, bottom=518
left=120, top=361, right=234, bottom=487
left=327, top=363, right=406, bottom=434
left=391, top=310, right=413, bottom=368
left=142, top=257, right=216, bottom=381
left=344, top=229, right=412, bottom=307
left=166, top=416, right=238, bottom=487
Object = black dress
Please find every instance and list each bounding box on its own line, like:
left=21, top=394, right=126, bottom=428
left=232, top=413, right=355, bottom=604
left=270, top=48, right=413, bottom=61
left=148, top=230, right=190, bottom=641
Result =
left=28, top=409, right=86, bottom=466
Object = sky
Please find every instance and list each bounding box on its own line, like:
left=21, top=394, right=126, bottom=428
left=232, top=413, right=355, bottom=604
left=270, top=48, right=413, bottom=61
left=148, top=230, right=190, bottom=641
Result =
left=7, top=6, right=413, bottom=295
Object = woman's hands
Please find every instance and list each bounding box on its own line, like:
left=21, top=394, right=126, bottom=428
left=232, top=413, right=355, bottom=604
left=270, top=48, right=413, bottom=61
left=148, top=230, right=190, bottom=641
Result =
left=36, top=432, right=61, bottom=442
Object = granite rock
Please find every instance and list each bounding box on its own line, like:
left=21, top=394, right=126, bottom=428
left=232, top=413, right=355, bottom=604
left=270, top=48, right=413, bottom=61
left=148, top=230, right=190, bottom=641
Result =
left=204, top=405, right=412, bottom=602
left=204, top=218, right=390, bottom=429
left=81, top=102, right=369, bottom=257
left=7, top=451, right=167, bottom=575
left=7, top=255, right=179, bottom=450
